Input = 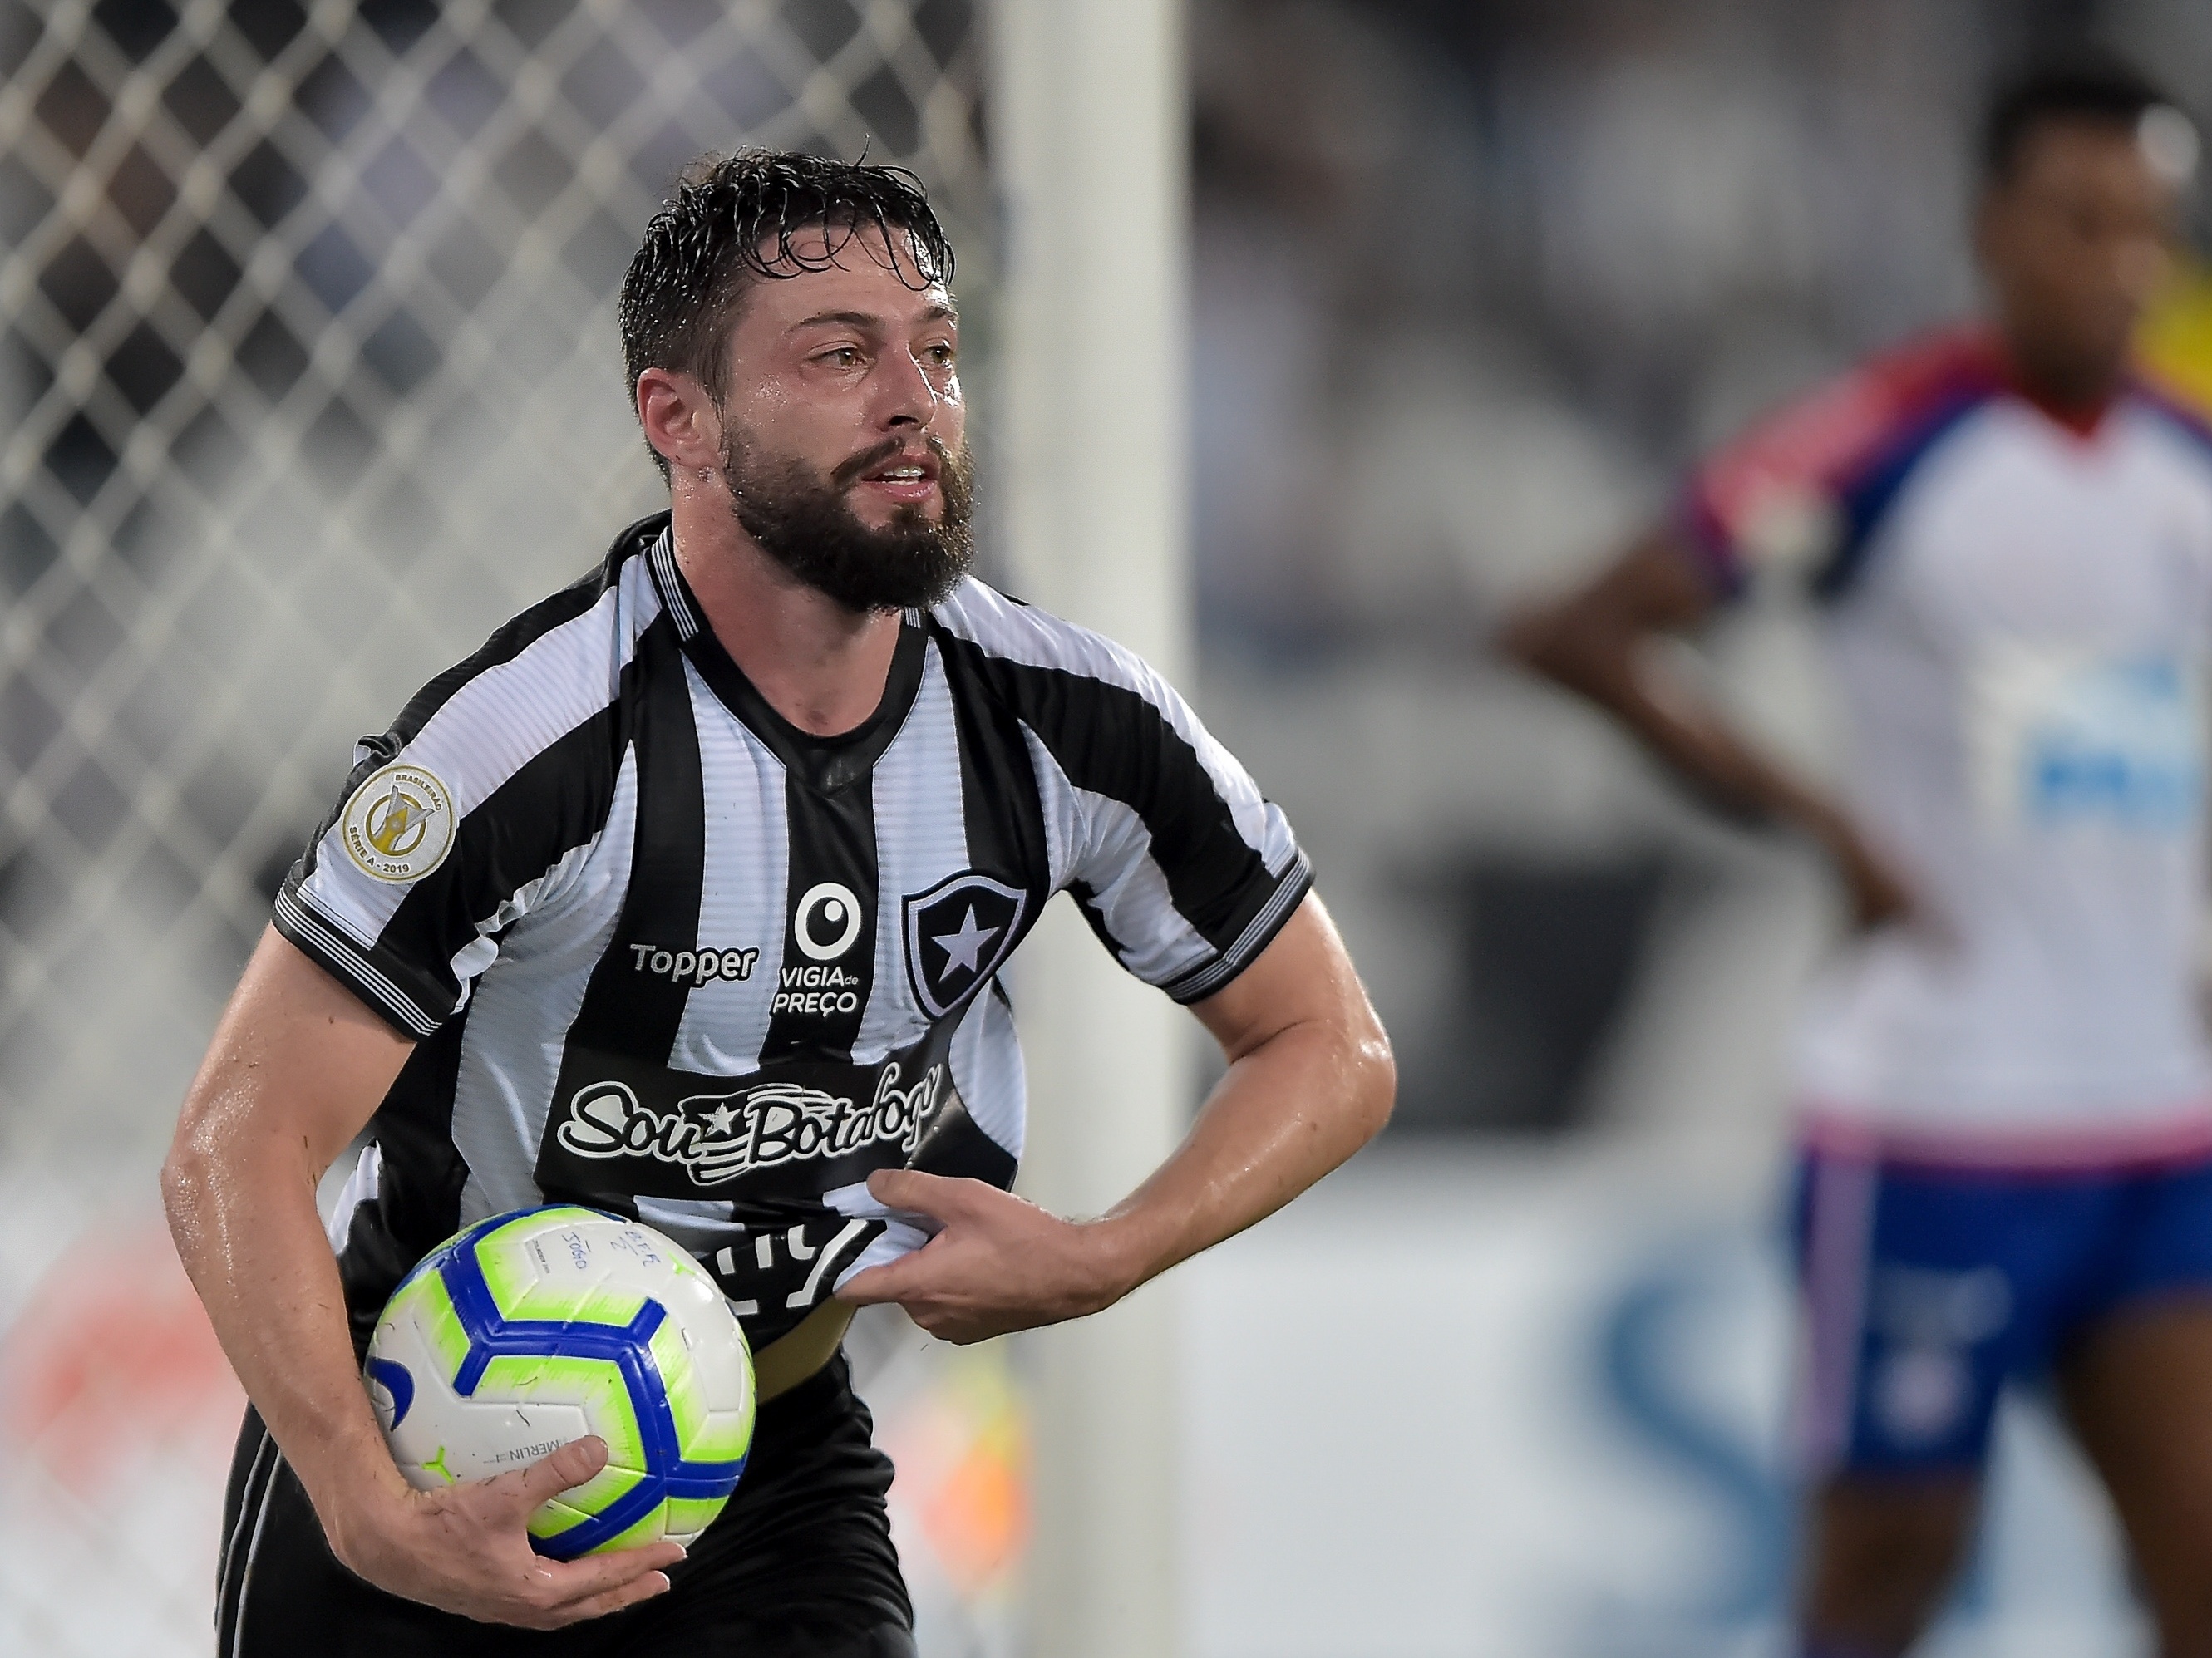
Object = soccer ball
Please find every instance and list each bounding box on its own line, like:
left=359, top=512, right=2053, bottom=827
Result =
left=362, top=1206, right=754, bottom=1559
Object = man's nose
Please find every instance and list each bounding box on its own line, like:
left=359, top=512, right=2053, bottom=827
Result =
left=875, top=348, right=941, bottom=429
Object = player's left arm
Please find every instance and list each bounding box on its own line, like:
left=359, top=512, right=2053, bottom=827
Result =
left=840, top=893, right=1392, bottom=1341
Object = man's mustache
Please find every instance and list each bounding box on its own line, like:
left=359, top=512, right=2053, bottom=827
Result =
left=830, top=434, right=957, bottom=490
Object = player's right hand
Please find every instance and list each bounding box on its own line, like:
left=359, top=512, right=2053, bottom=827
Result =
left=326, top=1435, right=685, bottom=1629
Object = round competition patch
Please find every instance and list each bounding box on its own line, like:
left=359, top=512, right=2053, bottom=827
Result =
left=341, top=762, right=456, bottom=883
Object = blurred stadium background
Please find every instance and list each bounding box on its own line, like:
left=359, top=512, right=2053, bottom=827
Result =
left=0, top=0, right=2208, bottom=1653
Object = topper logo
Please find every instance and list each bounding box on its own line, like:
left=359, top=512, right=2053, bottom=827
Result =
left=628, top=944, right=760, bottom=986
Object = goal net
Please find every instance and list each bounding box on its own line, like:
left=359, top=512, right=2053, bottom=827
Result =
left=0, top=2, right=1014, bottom=1651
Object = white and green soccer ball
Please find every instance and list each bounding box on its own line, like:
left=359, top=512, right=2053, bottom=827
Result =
left=363, top=1206, right=755, bottom=1559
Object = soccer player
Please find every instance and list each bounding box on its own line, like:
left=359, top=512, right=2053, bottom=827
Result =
left=1505, top=61, right=2212, bottom=1658
left=161, top=150, right=1394, bottom=1655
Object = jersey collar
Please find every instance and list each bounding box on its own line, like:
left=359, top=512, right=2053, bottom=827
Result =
left=644, top=519, right=929, bottom=794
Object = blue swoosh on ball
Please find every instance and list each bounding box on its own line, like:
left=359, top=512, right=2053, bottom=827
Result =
left=365, top=1356, right=416, bottom=1429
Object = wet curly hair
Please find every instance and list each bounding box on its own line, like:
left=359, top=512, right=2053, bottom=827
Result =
left=618, top=149, right=955, bottom=480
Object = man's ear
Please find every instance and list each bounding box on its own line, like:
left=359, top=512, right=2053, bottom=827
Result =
left=636, top=367, right=720, bottom=474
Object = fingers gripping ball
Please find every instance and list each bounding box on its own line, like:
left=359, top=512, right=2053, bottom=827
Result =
left=363, top=1207, right=755, bottom=1559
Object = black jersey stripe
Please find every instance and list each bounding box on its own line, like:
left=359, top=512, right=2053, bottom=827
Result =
left=340, top=1012, right=474, bottom=1351
left=272, top=888, right=444, bottom=1036
left=557, top=617, right=707, bottom=1065
left=930, top=633, right=1282, bottom=951
left=284, top=696, right=629, bottom=1034
left=1160, top=849, right=1313, bottom=1002
left=930, top=629, right=1049, bottom=888
left=757, top=765, right=879, bottom=1063
left=910, top=1087, right=1020, bottom=1186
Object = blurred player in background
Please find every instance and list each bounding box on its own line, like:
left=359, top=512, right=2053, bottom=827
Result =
left=1508, top=57, right=2212, bottom=1658
left=162, top=150, right=1393, bottom=1653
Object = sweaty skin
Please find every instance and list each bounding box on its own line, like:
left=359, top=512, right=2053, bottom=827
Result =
left=1509, top=117, right=2205, bottom=1658
left=164, top=225, right=1396, bottom=1630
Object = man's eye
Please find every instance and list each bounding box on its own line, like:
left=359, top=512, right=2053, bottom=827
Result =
left=820, top=347, right=861, bottom=367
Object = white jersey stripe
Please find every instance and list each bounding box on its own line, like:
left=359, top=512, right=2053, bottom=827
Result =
left=454, top=748, right=639, bottom=1226
left=668, top=661, right=786, bottom=1077
left=297, top=553, right=658, bottom=949
left=854, top=645, right=970, bottom=1063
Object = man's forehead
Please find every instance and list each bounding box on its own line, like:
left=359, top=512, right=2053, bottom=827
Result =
left=2016, top=116, right=2174, bottom=189
left=753, top=219, right=946, bottom=292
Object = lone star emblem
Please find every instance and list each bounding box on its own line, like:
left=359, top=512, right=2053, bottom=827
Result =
left=931, top=906, right=1001, bottom=981
left=903, top=872, right=1027, bottom=1019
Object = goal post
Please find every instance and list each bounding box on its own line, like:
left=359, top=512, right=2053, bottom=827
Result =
left=989, top=1, right=1189, bottom=1654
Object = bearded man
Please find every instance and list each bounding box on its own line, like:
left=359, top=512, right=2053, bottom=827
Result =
left=163, top=150, right=1393, bottom=1656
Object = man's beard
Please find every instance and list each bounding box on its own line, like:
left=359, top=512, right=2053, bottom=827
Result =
left=719, top=426, right=976, bottom=613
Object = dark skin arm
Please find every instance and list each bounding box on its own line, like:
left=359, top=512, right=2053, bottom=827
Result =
left=840, top=893, right=1395, bottom=1341
left=1500, top=524, right=1914, bottom=929
left=161, top=928, right=684, bottom=1628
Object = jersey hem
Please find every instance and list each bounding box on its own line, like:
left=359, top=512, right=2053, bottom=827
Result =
left=272, top=887, right=444, bottom=1038
left=1160, top=851, right=1313, bottom=1004
left=1798, top=1102, right=2212, bottom=1174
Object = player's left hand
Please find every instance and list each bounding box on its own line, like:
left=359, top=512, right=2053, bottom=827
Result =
left=835, top=1169, right=1131, bottom=1343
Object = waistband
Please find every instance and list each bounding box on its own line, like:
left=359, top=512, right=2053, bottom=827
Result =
left=1799, top=1102, right=2212, bottom=1176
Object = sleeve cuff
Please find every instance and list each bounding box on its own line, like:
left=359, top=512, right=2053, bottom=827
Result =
left=1160, top=851, right=1315, bottom=1005
left=272, top=886, right=446, bottom=1038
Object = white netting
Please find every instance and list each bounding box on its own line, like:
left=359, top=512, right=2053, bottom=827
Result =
left=0, top=2, right=1016, bottom=1651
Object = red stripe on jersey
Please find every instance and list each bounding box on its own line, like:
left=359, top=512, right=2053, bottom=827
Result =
left=1680, top=326, right=2008, bottom=590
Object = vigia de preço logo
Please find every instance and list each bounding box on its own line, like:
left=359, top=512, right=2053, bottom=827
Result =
left=341, top=762, right=456, bottom=883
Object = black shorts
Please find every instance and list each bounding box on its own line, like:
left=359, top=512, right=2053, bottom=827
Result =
left=214, top=1356, right=914, bottom=1656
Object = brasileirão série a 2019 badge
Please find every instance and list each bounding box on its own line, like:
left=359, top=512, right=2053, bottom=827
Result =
left=340, top=761, right=457, bottom=883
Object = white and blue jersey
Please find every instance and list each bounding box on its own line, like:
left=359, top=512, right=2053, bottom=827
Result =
left=1689, top=332, right=2212, bottom=1474
left=1685, top=327, right=2212, bottom=1168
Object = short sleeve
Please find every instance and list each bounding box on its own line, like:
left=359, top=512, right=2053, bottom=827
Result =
left=930, top=583, right=1312, bottom=1005
left=273, top=576, right=633, bottom=1036
left=1054, top=666, right=1312, bottom=1003
left=1677, top=327, right=2005, bottom=602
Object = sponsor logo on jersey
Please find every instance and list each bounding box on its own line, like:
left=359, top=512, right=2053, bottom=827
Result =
left=772, top=962, right=862, bottom=1016
left=553, top=1060, right=946, bottom=1188
left=340, top=762, right=456, bottom=883
left=904, top=872, right=1027, bottom=1018
left=1968, top=645, right=2204, bottom=834
left=628, top=943, right=760, bottom=985
left=792, top=882, right=865, bottom=961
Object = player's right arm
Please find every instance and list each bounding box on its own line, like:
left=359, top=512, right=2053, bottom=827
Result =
left=1500, top=522, right=1910, bottom=929
left=161, top=929, right=682, bottom=1627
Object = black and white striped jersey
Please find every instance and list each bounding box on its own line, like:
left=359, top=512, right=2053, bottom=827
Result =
left=281, top=513, right=1310, bottom=1350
